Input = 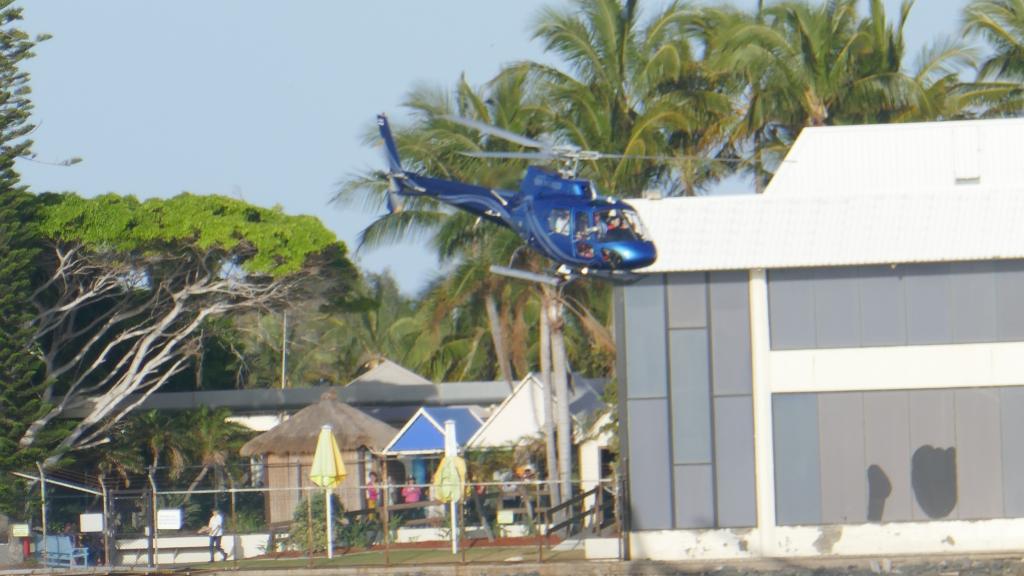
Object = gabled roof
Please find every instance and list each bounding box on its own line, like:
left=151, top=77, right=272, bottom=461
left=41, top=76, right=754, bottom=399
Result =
left=635, top=118, right=1024, bottom=274
left=466, top=374, right=608, bottom=450
left=347, top=359, right=431, bottom=387
left=382, top=406, right=484, bottom=456
left=466, top=375, right=546, bottom=449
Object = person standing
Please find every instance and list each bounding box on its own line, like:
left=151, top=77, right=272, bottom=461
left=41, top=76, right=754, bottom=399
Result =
left=198, top=509, right=228, bottom=562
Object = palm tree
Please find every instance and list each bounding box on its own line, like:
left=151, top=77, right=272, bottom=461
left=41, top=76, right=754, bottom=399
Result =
left=963, top=0, right=1024, bottom=114
left=335, top=71, right=549, bottom=384
left=706, top=0, right=978, bottom=185
left=182, top=407, right=250, bottom=499
left=128, top=410, right=188, bottom=480
left=509, top=0, right=737, bottom=196
left=340, top=272, right=415, bottom=374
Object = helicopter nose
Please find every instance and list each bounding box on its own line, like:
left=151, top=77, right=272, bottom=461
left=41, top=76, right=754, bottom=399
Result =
left=615, top=241, right=657, bottom=269
left=597, top=243, right=656, bottom=270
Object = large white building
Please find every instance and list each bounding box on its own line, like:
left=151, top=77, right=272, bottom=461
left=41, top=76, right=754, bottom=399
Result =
left=615, top=118, right=1024, bottom=560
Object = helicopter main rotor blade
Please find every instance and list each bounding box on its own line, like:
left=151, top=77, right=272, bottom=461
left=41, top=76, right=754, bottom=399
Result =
left=461, top=151, right=556, bottom=160
left=587, top=152, right=744, bottom=163
left=442, top=115, right=547, bottom=150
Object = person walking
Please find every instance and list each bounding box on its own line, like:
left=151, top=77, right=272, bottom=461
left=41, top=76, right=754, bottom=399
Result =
left=198, top=509, right=228, bottom=562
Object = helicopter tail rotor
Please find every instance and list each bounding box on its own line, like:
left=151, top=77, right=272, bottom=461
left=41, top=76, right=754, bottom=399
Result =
left=377, top=113, right=428, bottom=213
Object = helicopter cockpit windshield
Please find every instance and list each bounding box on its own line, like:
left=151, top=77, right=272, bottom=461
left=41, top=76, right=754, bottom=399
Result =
left=595, top=208, right=645, bottom=242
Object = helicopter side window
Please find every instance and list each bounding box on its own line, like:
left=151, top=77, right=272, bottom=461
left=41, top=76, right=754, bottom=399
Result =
left=548, top=209, right=571, bottom=236
left=573, top=212, right=595, bottom=259
left=574, top=212, right=592, bottom=239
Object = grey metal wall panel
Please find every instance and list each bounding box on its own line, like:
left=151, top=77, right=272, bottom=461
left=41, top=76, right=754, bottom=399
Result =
left=624, top=276, right=668, bottom=399
left=904, top=264, right=953, bottom=345
left=863, top=391, right=913, bottom=522
left=709, top=271, right=752, bottom=396
left=669, top=329, right=712, bottom=464
left=954, top=388, right=1003, bottom=519
left=994, top=261, right=1024, bottom=341
left=773, top=394, right=822, bottom=526
left=950, top=261, right=997, bottom=344
left=814, top=268, right=861, bottom=348
left=1000, top=387, right=1024, bottom=516
left=667, top=273, right=708, bottom=329
left=859, top=266, right=907, bottom=347
left=908, top=390, right=958, bottom=520
left=626, top=399, right=673, bottom=530
left=768, top=269, right=816, bottom=350
left=673, top=464, right=715, bottom=528
left=713, top=395, right=756, bottom=527
left=768, top=260, right=1024, bottom=351
left=818, top=393, right=867, bottom=524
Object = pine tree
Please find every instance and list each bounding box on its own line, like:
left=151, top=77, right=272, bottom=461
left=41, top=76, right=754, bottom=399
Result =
left=0, top=1, right=51, bottom=514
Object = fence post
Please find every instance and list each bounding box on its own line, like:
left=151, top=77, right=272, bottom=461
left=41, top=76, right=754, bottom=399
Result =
left=382, top=478, right=390, bottom=567
left=148, top=468, right=158, bottom=568
left=305, top=492, right=313, bottom=567
left=536, top=481, right=544, bottom=564
left=99, top=475, right=111, bottom=567
left=36, top=462, right=47, bottom=567
left=230, top=487, right=238, bottom=566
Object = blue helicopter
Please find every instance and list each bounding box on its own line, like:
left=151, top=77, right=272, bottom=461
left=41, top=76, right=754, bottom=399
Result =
left=377, top=114, right=657, bottom=283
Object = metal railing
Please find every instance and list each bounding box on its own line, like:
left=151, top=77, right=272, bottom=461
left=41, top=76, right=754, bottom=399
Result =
left=8, top=466, right=622, bottom=568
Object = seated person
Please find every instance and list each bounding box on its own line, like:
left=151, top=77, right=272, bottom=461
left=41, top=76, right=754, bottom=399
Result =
left=602, top=211, right=633, bottom=241
left=576, top=241, right=594, bottom=259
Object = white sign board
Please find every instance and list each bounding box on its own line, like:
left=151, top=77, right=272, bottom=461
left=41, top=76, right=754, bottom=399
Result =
left=79, top=513, right=104, bottom=533
left=10, top=524, right=29, bottom=537
left=156, top=508, right=182, bottom=530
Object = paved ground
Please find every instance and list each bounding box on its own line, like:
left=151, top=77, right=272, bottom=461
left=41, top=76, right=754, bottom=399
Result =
left=6, top=550, right=1024, bottom=575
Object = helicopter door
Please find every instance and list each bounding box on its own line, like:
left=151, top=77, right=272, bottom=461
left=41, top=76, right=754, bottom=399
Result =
left=572, top=210, right=595, bottom=259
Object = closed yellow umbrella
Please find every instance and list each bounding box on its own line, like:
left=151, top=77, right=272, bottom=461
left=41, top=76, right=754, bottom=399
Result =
left=310, top=425, right=346, bottom=558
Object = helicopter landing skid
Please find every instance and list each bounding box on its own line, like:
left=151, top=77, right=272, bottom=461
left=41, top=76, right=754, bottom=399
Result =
left=489, top=265, right=565, bottom=287
left=489, top=264, right=641, bottom=286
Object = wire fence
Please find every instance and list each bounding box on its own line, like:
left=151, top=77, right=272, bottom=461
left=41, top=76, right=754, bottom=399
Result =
left=3, top=463, right=623, bottom=568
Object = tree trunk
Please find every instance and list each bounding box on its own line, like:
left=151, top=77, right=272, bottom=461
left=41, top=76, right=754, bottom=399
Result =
left=539, top=286, right=560, bottom=512
left=184, top=466, right=211, bottom=502
left=547, top=295, right=573, bottom=508
left=485, top=292, right=514, bottom=386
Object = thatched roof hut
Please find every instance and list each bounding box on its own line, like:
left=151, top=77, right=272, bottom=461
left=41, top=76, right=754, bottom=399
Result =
left=240, top=390, right=399, bottom=523
left=240, top=389, right=397, bottom=456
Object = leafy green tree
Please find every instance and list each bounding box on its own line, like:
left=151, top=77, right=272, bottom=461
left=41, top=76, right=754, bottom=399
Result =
left=21, top=192, right=357, bottom=466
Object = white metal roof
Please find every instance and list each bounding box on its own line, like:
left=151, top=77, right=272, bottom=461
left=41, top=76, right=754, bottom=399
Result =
left=637, top=118, right=1024, bottom=273
left=766, top=118, right=1024, bottom=197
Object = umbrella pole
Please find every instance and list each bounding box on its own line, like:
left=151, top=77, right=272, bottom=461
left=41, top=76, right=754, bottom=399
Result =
left=325, top=488, right=333, bottom=559
left=450, top=499, right=457, bottom=555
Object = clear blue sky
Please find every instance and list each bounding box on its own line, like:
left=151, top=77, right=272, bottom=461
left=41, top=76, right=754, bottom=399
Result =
left=17, top=0, right=972, bottom=296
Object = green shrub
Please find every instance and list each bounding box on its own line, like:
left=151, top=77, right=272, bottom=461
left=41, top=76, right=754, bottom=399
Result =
left=288, top=492, right=345, bottom=553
